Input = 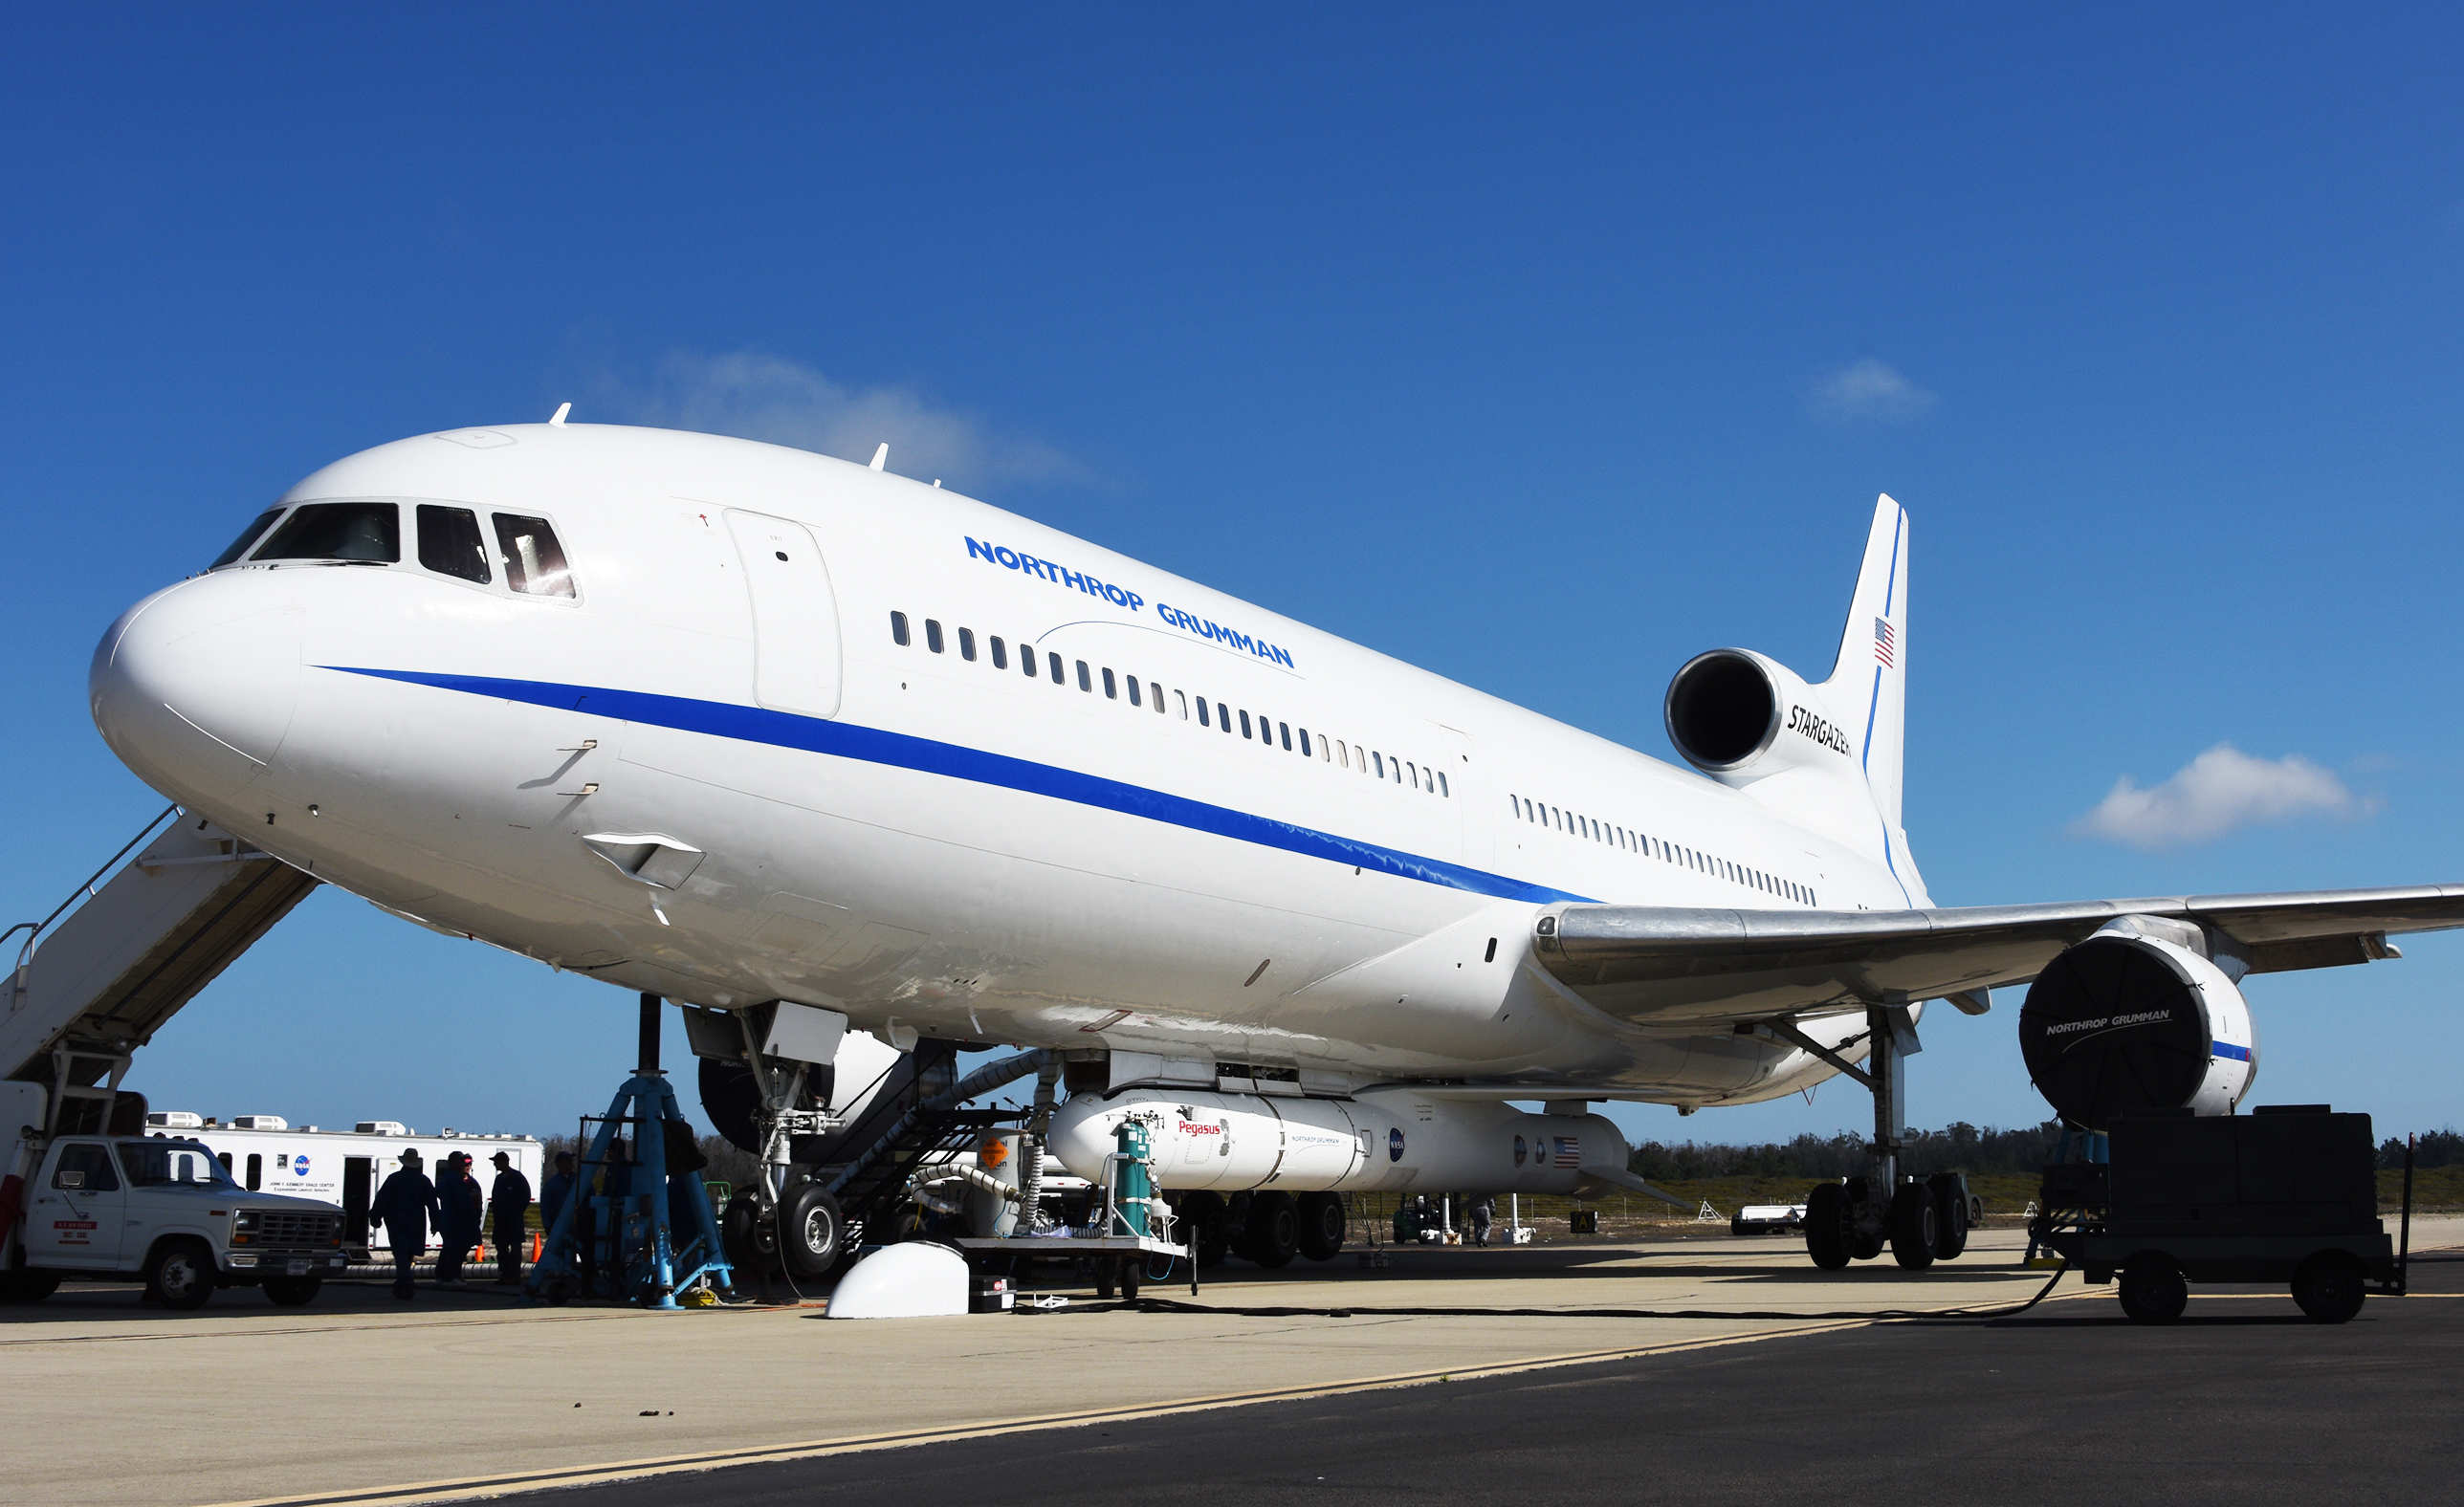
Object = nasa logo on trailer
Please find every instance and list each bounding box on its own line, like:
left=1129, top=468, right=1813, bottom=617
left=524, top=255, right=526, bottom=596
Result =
left=292, top=1155, right=309, bottom=1176
left=1513, top=1135, right=1527, bottom=1168
left=1388, top=1127, right=1404, bottom=1163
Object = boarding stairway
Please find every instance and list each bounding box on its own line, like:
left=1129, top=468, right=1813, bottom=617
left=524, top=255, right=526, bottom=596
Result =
left=817, top=1047, right=1045, bottom=1246
left=3, top=805, right=319, bottom=1132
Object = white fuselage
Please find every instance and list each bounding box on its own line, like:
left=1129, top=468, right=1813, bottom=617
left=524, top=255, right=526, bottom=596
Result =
left=91, top=424, right=1917, bottom=1106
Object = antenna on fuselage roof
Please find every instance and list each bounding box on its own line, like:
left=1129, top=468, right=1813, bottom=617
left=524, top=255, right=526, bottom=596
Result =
left=869, top=442, right=889, bottom=470
left=549, top=402, right=571, bottom=426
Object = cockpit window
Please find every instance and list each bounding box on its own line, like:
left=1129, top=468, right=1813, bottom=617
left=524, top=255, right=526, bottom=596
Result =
left=252, top=501, right=401, bottom=564
left=493, top=513, right=576, bottom=598
left=416, top=505, right=493, bottom=584
left=209, top=508, right=286, bottom=570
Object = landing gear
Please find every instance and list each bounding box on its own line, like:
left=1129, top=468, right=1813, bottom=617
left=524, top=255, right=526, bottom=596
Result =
left=780, top=1182, right=846, bottom=1278
left=1888, top=1184, right=1938, bottom=1270
left=721, top=1192, right=783, bottom=1278
left=1245, top=1190, right=1299, bottom=1268
left=1772, top=1003, right=1974, bottom=1272
left=1296, top=1191, right=1346, bottom=1261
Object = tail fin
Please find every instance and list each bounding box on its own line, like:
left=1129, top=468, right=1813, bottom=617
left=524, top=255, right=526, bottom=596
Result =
left=1820, top=494, right=1910, bottom=876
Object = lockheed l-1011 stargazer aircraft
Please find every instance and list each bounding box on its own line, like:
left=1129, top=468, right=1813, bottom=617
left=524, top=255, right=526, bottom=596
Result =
left=84, top=419, right=2464, bottom=1273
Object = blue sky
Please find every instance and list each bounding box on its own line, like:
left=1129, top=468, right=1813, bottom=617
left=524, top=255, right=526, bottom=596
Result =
left=4, top=9, right=2458, bottom=1148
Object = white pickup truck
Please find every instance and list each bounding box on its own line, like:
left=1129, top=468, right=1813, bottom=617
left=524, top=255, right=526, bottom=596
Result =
left=3, top=1133, right=349, bottom=1308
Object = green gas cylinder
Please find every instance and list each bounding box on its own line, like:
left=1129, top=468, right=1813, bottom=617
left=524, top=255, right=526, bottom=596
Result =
left=1113, top=1120, right=1154, bottom=1237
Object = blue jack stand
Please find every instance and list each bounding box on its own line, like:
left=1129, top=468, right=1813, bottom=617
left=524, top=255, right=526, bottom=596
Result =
left=526, top=994, right=732, bottom=1307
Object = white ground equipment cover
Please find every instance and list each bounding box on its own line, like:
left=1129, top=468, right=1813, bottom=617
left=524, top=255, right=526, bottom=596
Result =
left=825, top=1242, right=969, bottom=1320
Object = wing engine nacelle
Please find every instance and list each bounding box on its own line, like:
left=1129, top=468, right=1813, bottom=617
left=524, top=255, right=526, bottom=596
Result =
left=2018, top=928, right=2258, bottom=1129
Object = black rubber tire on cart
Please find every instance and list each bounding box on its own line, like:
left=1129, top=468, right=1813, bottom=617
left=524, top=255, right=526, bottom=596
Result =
left=1930, top=1177, right=1971, bottom=1260
left=1094, top=1258, right=1116, bottom=1299
left=261, top=1274, right=322, bottom=1307
left=0, top=1269, right=61, bottom=1303
left=1297, top=1191, right=1346, bottom=1261
left=146, top=1238, right=217, bottom=1311
left=2117, top=1255, right=2189, bottom=1324
left=779, top=1183, right=846, bottom=1278
left=721, top=1192, right=782, bottom=1278
left=1246, top=1191, right=1300, bottom=1269
left=2291, top=1251, right=2367, bottom=1323
left=1805, top=1183, right=1852, bottom=1270
left=1888, top=1184, right=1939, bottom=1270
left=1118, top=1259, right=1141, bottom=1301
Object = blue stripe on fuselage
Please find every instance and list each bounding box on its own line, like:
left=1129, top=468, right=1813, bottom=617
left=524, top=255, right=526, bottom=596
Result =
left=321, top=666, right=1589, bottom=905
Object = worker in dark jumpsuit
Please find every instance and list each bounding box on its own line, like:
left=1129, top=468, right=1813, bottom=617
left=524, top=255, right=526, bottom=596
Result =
left=434, top=1152, right=484, bottom=1287
left=367, top=1149, right=442, bottom=1300
left=488, top=1150, right=533, bottom=1285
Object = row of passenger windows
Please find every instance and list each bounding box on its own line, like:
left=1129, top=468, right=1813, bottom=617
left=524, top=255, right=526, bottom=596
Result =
left=1507, top=792, right=1816, bottom=906
left=209, top=501, right=576, bottom=599
left=891, top=612, right=1451, bottom=797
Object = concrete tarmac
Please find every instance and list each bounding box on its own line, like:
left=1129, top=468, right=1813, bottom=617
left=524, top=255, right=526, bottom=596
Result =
left=3, top=1218, right=2453, bottom=1507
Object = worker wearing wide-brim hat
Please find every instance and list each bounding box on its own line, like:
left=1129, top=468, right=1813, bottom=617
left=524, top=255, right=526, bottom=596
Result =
left=366, top=1149, right=441, bottom=1300
left=433, top=1152, right=485, bottom=1288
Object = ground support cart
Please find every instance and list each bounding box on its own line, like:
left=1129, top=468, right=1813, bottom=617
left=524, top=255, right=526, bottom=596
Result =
left=953, top=1234, right=1195, bottom=1301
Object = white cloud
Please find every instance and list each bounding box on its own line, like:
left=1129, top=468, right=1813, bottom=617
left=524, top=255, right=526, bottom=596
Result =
left=2072, top=744, right=2367, bottom=851
left=1808, top=358, right=1937, bottom=423
left=595, top=351, right=1086, bottom=491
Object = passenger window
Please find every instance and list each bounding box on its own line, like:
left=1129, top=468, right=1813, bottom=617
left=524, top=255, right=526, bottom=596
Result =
left=1439, top=772, right=1448, bottom=797
left=254, top=501, right=401, bottom=564
left=1198, top=697, right=1211, bottom=728
left=1240, top=710, right=1252, bottom=738
left=991, top=636, right=1008, bottom=669
left=1103, top=667, right=1118, bottom=699
left=1048, top=652, right=1065, bottom=684
left=1407, top=761, right=1419, bottom=788
left=959, top=627, right=977, bottom=662
left=1280, top=722, right=1291, bottom=751
left=1175, top=689, right=1188, bottom=720
left=416, top=505, right=492, bottom=583
left=1373, top=752, right=1384, bottom=778
left=926, top=620, right=945, bottom=653
left=1299, top=728, right=1310, bottom=756
left=210, top=507, right=285, bottom=569
left=492, top=513, right=575, bottom=596
left=891, top=612, right=911, bottom=646
left=51, top=1143, right=120, bottom=1192
left=1076, top=660, right=1091, bottom=692
left=1126, top=675, right=1140, bottom=708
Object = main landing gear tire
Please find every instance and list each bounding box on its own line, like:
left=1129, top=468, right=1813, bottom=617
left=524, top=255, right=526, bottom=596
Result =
left=1804, top=1183, right=1852, bottom=1270
left=1297, top=1191, right=1346, bottom=1261
left=2117, top=1256, right=2189, bottom=1324
left=146, top=1238, right=217, bottom=1311
left=780, top=1184, right=846, bottom=1278
left=261, top=1275, right=322, bottom=1307
left=2292, top=1252, right=2367, bottom=1324
left=1246, top=1191, right=1300, bottom=1269
left=1178, top=1191, right=1229, bottom=1269
left=1888, top=1184, right=1939, bottom=1270
left=1930, top=1175, right=1971, bottom=1260
left=721, top=1193, right=783, bottom=1278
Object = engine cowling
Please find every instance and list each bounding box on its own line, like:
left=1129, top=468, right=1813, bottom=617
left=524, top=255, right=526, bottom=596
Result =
left=2018, top=928, right=2258, bottom=1130
left=1664, top=647, right=1860, bottom=788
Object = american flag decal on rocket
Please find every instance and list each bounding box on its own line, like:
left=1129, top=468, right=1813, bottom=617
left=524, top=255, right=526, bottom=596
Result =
left=1874, top=616, right=1896, bottom=667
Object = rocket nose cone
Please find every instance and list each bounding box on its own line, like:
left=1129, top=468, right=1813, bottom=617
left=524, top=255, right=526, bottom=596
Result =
left=1045, top=1096, right=1121, bottom=1183
left=92, top=581, right=303, bottom=804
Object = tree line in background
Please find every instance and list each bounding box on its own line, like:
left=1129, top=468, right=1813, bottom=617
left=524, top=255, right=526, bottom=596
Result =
left=1627, top=1122, right=2464, bottom=1180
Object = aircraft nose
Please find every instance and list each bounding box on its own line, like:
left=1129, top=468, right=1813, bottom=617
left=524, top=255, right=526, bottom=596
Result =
left=90, top=580, right=304, bottom=804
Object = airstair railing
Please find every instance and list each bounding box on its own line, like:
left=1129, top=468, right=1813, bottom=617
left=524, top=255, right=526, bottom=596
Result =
left=6, top=803, right=182, bottom=1006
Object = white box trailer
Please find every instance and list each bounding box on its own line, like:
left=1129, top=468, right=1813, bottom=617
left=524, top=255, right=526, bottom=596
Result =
left=145, top=1113, right=543, bottom=1256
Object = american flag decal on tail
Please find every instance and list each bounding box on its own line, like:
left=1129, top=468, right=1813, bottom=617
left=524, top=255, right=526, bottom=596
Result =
left=1874, top=616, right=1896, bottom=667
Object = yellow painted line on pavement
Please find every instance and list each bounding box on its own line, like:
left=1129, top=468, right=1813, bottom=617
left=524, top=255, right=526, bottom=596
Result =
left=204, top=1317, right=1881, bottom=1507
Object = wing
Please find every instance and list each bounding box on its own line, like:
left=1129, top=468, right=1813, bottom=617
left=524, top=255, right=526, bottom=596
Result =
left=1529, top=885, right=2464, bottom=1029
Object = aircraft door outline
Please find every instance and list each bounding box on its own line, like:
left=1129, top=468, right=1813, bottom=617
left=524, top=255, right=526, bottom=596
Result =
left=725, top=511, right=843, bottom=719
